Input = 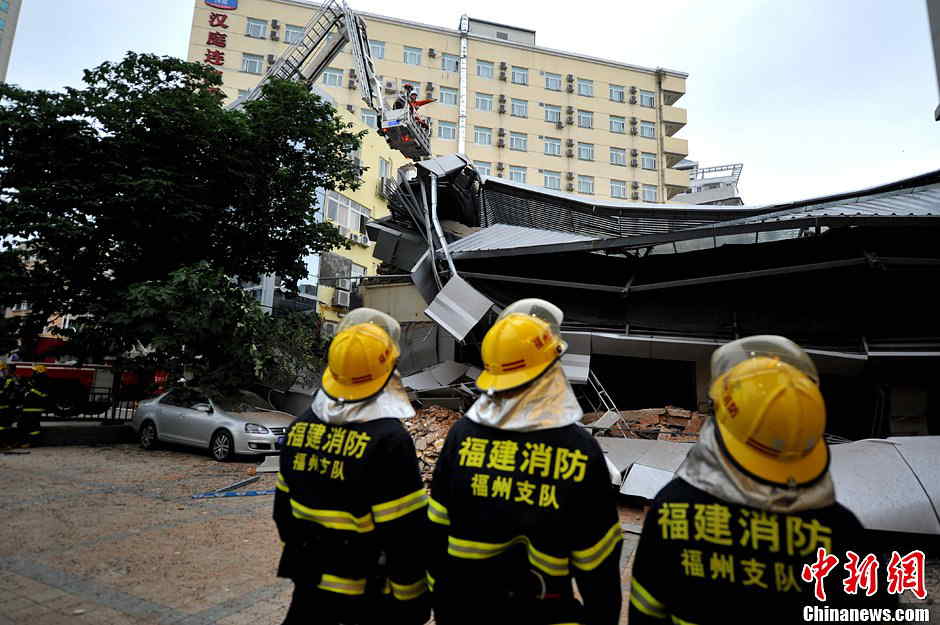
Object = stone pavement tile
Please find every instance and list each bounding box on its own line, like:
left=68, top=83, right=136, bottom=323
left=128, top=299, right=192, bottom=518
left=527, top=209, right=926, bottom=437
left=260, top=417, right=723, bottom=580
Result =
left=0, top=597, right=34, bottom=613
left=7, top=602, right=53, bottom=620
left=30, top=587, right=69, bottom=604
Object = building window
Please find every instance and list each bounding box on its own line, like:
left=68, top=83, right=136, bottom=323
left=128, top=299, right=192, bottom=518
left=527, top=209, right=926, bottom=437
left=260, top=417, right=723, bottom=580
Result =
left=474, top=161, right=492, bottom=176
left=609, top=115, right=625, bottom=133
left=0, top=1, right=8, bottom=12
left=577, top=78, right=593, bottom=97
left=609, top=84, right=625, bottom=102
left=543, top=170, right=561, bottom=190
left=577, top=142, right=594, bottom=161
left=246, top=18, right=267, bottom=38
left=641, top=152, right=657, bottom=169
left=544, top=104, right=561, bottom=123
left=442, top=53, right=459, bottom=72
left=640, top=120, right=656, bottom=139
left=477, top=60, right=494, bottom=78
left=369, top=40, right=385, bottom=59
left=438, top=121, right=457, bottom=139
left=544, top=136, right=561, bottom=156
left=241, top=53, right=263, bottom=75
left=544, top=72, right=562, bottom=90
left=577, top=110, right=593, bottom=129
left=322, top=67, right=343, bottom=87
left=475, top=93, right=493, bottom=112
left=322, top=321, right=337, bottom=338
left=578, top=175, right=594, bottom=194
left=401, top=79, right=420, bottom=92
left=643, top=184, right=658, bottom=202
left=640, top=90, right=655, bottom=107
left=509, top=132, right=527, bottom=151
left=379, top=157, right=391, bottom=179
left=509, top=166, right=526, bottom=183
left=609, top=147, right=626, bottom=166
left=474, top=126, right=492, bottom=145
left=496, top=31, right=509, bottom=40
left=284, top=25, right=304, bottom=45
left=610, top=179, right=626, bottom=198
left=324, top=190, right=372, bottom=236
left=511, top=66, right=528, bottom=85
left=361, top=109, right=377, bottom=128
left=440, top=87, right=458, bottom=106
left=404, top=46, right=422, bottom=65
left=511, top=98, right=528, bottom=117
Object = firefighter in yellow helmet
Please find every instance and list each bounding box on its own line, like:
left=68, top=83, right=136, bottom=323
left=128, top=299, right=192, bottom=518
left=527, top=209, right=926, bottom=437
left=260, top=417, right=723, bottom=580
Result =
left=273, top=309, right=429, bottom=625
left=628, top=336, right=893, bottom=624
left=428, top=299, right=623, bottom=625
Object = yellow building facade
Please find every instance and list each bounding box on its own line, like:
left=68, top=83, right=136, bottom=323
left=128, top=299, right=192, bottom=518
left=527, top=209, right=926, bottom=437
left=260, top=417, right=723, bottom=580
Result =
left=188, top=0, right=410, bottom=331
left=186, top=0, right=689, bottom=204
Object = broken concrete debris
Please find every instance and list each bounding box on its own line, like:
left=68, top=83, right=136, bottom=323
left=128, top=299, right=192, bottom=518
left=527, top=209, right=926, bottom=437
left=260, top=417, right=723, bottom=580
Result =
left=585, top=406, right=705, bottom=442
left=404, top=405, right=461, bottom=483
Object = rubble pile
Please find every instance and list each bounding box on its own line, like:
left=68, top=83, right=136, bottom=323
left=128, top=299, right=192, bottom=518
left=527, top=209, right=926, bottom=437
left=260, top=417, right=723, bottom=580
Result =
left=405, top=405, right=462, bottom=482
left=587, top=406, right=706, bottom=442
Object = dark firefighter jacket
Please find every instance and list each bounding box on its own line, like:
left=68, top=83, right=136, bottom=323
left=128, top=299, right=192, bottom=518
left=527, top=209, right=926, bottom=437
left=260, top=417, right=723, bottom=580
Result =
left=0, top=376, right=20, bottom=424
left=22, top=375, right=48, bottom=414
left=273, top=407, right=429, bottom=622
left=629, top=477, right=899, bottom=625
left=428, top=418, right=623, bottom=625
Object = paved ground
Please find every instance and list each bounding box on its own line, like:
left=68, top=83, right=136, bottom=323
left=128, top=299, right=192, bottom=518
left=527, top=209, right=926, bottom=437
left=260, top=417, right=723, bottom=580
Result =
left=0, top=443, right=643, bottom=625
left=0, top=444, right=290, bottom=625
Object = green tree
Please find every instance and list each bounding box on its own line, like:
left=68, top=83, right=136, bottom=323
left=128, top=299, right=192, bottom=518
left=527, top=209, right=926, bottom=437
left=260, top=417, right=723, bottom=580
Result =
left=95, top=262, right=326, bottom=395
left=0, top=52, right=362, bottom=358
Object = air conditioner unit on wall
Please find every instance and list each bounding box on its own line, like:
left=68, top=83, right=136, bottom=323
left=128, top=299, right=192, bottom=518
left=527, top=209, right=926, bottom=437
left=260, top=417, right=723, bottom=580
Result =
left=566, top=116, right=574, bottom=125
left=337, top=278, right=352, bottom=292
left=496, top=162, right=505, bottom=171
left=632, top=181, right=640, bottom=189
left=500, top=61, right=508, bottom=70
left=629, top=95, right=638, bottom=104
left=631, top=159, right=638, bottom=168
left=630, top=128, right=638, bottom=135
left=632, top=191, right=640, bottom=200
left=498, top=94, right=507, bottom=104
left=631, top=149, right=639, bottom=156
left=346, top=104, right=354, bottom=112
left=333, top=290, right=351, bottom=308
left=555, top=122, right=564, bottom=130
left=566, top=183, right=574, bottom=191
left=565, top=139, right=574, bottom=147
left=348, top=80, right=356, bottom=90
left=497, top=139, right=506, bottom=148
left=566, top=85, right=574, bottom=93
left=428, top=48, right=437, bottom=57
left=498, top=105, right=506, bottom=114
left=498, top=128, right=506, bottom=136
left=499, top=72, right=507, bottom=81
left=566, top=172, right=575, bottom=180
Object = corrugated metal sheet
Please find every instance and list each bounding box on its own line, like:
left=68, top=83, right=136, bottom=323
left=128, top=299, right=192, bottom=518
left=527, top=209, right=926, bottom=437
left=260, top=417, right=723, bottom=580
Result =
left=712, top=184, right=940, bottom=228
left=447, top=223, right=596, bottom=254
left=424, top=275, right=493, bottom=341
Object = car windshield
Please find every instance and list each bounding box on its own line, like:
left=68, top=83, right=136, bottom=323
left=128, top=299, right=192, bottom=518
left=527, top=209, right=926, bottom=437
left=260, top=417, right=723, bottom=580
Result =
left=210, top=390, right=276, bottom=413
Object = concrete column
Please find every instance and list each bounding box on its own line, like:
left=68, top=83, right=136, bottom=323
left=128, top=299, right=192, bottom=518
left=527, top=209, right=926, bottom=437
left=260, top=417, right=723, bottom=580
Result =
left=695, top=356, right=712, bottom=413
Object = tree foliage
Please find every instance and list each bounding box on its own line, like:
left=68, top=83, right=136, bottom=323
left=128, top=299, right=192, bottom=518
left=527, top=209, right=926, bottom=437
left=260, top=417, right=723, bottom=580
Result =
left=0, top=52, right=363, bottom=369
left=90, top=262, right=326, bottom=394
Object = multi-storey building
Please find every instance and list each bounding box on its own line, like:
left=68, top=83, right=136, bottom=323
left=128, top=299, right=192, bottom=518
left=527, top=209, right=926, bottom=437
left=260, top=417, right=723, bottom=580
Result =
left=186, top=0, right=690, bottom=202
left=0, top=0, right=22, bottom=82
left=672, top=160, right=745, bottom=206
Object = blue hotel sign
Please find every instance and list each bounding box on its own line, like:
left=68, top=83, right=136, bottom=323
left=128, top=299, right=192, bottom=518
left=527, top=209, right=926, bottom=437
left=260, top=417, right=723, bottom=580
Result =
left=206, top=0, right=237, bottom=9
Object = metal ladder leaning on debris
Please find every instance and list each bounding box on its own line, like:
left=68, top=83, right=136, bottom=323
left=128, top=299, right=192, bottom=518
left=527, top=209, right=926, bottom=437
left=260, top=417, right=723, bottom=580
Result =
left=585, top=370, right=629, bottom=437
left=234, top=0, right=432, bottom=161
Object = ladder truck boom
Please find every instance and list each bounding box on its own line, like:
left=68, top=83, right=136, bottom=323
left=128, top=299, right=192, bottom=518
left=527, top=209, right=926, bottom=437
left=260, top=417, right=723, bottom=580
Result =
left=236, top=0, right=432, bottom=160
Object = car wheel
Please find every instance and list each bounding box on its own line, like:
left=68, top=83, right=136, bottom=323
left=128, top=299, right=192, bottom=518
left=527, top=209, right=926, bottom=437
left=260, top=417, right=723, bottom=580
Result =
left=210, top=430, right=235, bottom=462
left=139, top=421, right=159, bottom=450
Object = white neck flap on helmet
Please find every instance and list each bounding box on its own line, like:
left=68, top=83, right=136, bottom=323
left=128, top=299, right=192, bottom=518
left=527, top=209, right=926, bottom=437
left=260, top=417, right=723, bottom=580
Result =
left=465, top=362, right=582, bottom=432
left=311, top=372, right=415, bottom=425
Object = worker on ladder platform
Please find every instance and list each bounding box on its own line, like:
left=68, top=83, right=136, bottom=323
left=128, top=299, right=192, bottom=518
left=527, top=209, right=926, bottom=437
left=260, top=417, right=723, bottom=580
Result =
left=629, top=336, right=897, bottom=624
left=0, top=360, right=21, bottom=449
left=19, top=364, right=48, bottom=447
left=273, top=309, right=429, bottom=625
left=428, top=299, right=623, bottom=625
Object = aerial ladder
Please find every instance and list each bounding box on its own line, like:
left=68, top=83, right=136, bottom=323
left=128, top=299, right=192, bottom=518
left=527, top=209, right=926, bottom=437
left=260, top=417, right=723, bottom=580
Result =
left=236, top=0, right=432, bottom=161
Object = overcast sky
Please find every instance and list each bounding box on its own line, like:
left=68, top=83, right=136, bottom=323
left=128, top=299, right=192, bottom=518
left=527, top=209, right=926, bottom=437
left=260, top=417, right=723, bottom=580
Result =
left=7, top=0, right=939, bottom=204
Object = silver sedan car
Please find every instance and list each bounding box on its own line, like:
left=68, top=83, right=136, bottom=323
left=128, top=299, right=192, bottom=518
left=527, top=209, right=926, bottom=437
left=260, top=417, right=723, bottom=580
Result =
left=133, top=387, right=295, bottom=461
